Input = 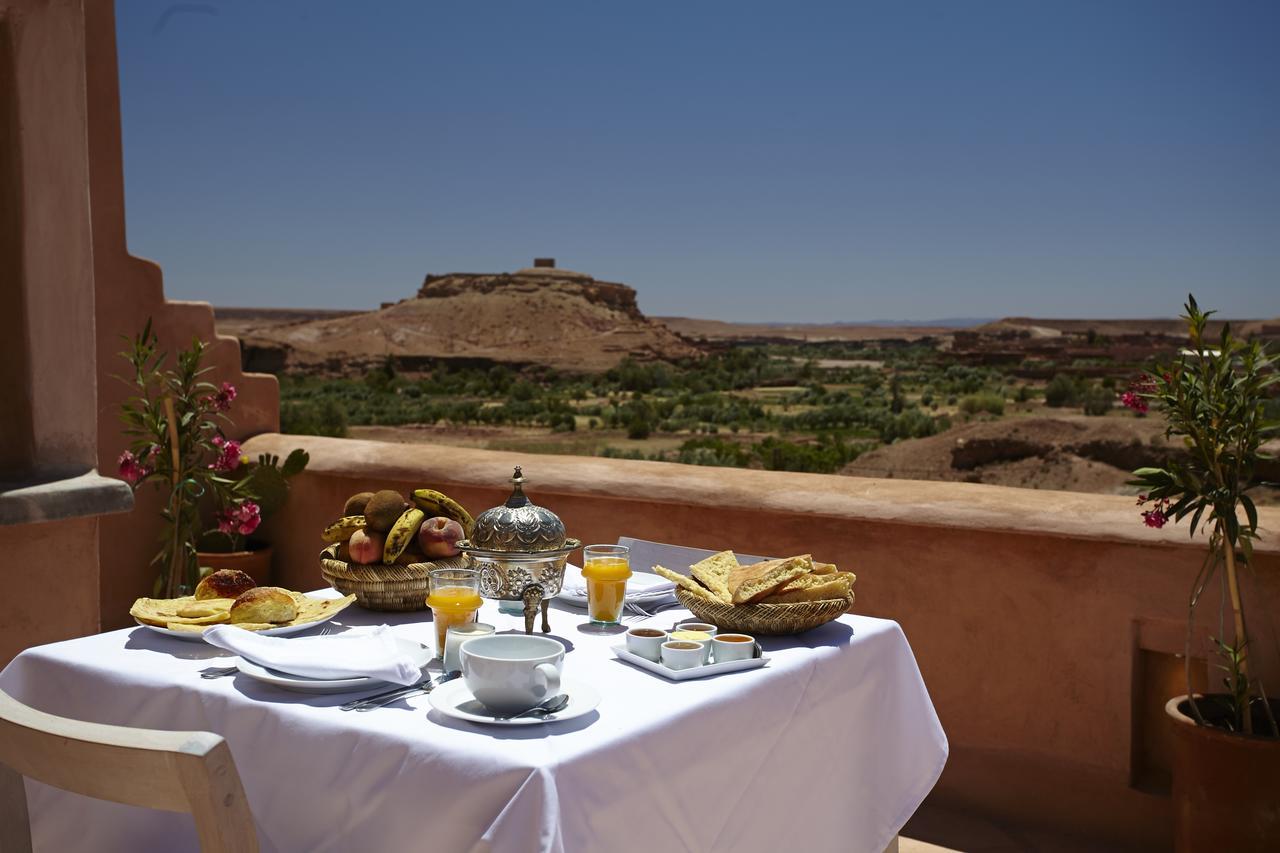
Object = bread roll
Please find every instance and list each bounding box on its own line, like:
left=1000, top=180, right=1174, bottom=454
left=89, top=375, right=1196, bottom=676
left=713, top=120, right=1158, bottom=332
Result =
left=194, top=569, right=257, bottom=601
left=230, top=587, right=297, bottom=624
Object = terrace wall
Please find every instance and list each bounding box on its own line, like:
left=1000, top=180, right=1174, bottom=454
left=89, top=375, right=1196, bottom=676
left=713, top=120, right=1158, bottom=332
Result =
left=244, top=432, right=1280, bottom=851
left=84, top=0, right=279, bottom=627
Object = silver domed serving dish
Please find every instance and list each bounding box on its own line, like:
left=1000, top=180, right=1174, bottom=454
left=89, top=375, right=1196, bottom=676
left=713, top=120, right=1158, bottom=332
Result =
left=455, top=466, right=580, bottom=634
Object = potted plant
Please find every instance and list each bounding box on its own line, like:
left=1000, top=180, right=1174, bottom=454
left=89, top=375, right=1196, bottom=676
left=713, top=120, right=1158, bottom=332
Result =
left=116, top=321, right=308, bottom=596
left=1124, top=295, right=1279, bottom=851
left=195, top=445, right=309, bottom=584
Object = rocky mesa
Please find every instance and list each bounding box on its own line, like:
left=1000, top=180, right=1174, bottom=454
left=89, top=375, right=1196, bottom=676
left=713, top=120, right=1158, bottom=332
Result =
left=235, top=260, right=702, bottom=374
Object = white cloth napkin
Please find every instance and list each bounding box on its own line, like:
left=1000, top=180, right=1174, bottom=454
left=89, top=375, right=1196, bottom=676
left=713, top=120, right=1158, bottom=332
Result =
left=203, top=625, right=422, bottom=685
left=561, top=571, right=677, bottom=599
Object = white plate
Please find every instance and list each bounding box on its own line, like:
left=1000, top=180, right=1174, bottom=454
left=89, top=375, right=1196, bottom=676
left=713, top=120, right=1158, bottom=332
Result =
left=233, top=636, right=433, bottom=693
left=610, top=644, right=769, bottom=681
left=556, top=564, right=676, bottom=606
left=428, top=676, right=600, bottom=726
left=134, top=593, right=356, bottom=641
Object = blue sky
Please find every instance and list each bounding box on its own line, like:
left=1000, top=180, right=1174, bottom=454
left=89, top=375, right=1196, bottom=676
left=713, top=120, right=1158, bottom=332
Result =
left=115, top=1, right=1279, bottom=322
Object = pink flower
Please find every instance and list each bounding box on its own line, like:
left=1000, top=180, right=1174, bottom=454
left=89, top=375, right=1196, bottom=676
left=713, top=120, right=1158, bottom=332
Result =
left=1140, top=497, right=1170, bottom=528
left=1120, top=390, right=1149, bottom=413
left=217, top=501, right=261, bottom=537
left=209, top=436, right=242, bottom=472
left=205, top=382, right=237, bottom=412
left=117, top=450, right=151, bottom=485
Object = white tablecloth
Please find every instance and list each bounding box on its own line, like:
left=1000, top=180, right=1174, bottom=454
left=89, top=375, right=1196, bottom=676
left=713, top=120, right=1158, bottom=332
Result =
left=0, top=594, right=947, bottom=853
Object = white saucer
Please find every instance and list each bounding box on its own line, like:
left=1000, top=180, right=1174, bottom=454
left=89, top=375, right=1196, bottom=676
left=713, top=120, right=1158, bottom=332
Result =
left=556, top=565, right=676, bottom=607
left=428, top=676, right=600, bottom=726
left=233, top=637, right=432, bottom=694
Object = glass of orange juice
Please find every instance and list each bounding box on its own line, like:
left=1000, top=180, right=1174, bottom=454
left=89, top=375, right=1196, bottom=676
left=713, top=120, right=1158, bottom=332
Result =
left=427, top=568, right=482, bottom=658
left=582, top=544, right=631, bottom=625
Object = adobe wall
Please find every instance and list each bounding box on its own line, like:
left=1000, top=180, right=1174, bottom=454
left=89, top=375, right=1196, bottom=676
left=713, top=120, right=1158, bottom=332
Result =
left=0, top=0, right=116, bottom=668
left=84, top=1, right=280, bottom=628
left=0, top=517, right=99, bottom=665
left=245, top=433, right=1280, bottom=851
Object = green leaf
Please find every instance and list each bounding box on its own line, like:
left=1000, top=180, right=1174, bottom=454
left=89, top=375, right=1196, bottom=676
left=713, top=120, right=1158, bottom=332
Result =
left=1240, top=494, right=1258, bottom=534
left=281, top=448, right=310, bottom=477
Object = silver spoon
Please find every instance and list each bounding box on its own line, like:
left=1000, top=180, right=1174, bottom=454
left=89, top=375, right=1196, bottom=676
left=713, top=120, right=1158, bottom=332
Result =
left=497, top=693, right=570, bottom=721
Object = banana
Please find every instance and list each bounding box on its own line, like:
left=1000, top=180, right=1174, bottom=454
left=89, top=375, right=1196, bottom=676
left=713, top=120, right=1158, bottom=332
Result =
left=383, top=507, right=425, bottom=563
left=321, top=516, right=366, bottom=544
left=411, top=488, right=475, bottom=536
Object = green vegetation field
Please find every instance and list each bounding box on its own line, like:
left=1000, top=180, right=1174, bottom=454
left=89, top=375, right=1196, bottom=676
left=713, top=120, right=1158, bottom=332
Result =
left=279, top=343, right=1137, bottom=474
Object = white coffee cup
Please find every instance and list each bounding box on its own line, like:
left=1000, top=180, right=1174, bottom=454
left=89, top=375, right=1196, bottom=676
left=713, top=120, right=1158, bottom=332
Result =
left=460, top=634, right=564, bottom=715
left=712, top=633, right=756, bottom=663
left=625, top=627, right=667, bottom=662
left=660, top=640, right=705, bottom=671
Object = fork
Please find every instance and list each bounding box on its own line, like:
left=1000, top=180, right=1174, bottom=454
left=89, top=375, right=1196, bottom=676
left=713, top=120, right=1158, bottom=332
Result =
left=342, top=670, right=462, bottom=712
left=200, top=665, right=238, bottom=679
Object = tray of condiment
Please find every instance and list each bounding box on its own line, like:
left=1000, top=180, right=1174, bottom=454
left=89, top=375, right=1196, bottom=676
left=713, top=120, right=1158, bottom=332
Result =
left=610, top=623, right=769, bottom=681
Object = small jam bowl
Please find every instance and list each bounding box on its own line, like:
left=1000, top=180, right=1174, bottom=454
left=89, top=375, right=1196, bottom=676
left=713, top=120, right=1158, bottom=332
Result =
left=660, top=640, right=704, bottom=671
left=712, top=633, right=756, bottom=663
left=625, top=627, right=667, bottom=662
left=667, top=628, right=714, bottom=664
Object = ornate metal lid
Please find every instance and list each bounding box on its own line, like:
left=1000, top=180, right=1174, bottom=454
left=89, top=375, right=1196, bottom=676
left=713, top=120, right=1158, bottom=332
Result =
left=469, top=466, right=567, bottom=553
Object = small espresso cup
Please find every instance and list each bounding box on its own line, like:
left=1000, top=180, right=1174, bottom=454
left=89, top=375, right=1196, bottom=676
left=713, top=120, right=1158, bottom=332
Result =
left=675, top=621, right=718, bottom=637
left=712, top=633, right=756, bottom=663
left=660, top=640, right=704, bottom=671
left=626, top=627, right=667, bottom=662
left=460, top=634, right=564, bottom=715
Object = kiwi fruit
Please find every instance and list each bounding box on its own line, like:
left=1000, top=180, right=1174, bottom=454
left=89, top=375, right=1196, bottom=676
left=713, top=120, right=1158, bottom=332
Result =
left=343, top=491, right=376, bottom=516
left=364, top=489, right=409, bottom=532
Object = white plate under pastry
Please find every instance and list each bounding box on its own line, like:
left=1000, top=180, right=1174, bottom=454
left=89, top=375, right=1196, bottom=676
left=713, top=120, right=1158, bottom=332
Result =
left=133, top=592, right=356, bottom=641
left=232, top=636, right=432, bottom=693
left=556, top=564, right=676, bottom=606
left=428, top=676, right=600, bottom=726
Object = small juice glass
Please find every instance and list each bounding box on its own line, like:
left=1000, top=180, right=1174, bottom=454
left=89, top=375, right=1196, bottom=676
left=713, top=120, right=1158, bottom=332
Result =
left=426, top=568, right=482, bottom=658
left=582, top=544, right=631, bottom=625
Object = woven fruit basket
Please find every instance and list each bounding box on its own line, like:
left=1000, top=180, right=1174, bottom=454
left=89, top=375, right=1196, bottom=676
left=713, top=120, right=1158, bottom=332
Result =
left=675, top=588, right=852, bottom=636
left=320, top=545, right=467, bottom=611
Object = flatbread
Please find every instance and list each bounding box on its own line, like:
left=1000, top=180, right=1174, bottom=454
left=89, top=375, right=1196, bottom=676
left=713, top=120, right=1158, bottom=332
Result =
left=761, top=574, right=854, bottom=604
left=131, top=591, right=356, bottom=633
left=729, top=556, right=813, bottom=605
left=690, top=551, right=738, bottom=604
left=654, top=565, right=716, bottom=599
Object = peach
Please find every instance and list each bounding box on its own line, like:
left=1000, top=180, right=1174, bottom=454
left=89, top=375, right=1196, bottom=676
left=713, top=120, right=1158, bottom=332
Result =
left=348, top=529, right=385, bottom=564
left=418, top=516, right=464, bottom=559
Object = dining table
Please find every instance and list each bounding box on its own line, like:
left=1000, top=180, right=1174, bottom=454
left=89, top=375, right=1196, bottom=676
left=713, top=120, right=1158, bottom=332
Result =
left=0, top=541, right=948, bottom=853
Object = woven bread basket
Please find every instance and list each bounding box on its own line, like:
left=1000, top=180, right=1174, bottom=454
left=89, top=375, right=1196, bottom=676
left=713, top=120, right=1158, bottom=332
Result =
left=675, top=588, right=852, bottom=636
left=320, top=545, right=467, bottom=611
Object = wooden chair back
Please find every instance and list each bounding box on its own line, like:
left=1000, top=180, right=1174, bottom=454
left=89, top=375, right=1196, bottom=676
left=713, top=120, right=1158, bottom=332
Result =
left=0, top=689, right=257, bottom=852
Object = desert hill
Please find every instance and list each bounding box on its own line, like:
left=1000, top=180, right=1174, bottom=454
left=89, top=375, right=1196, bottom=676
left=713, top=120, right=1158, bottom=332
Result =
left=658, top=316, right=958, bottom=344
left=842, top=415, right=1280, bottom=502
left=229, top=261, right=701, bottom=374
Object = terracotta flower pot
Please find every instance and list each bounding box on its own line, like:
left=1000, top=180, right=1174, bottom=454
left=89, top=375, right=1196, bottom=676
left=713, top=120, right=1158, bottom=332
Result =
left=1165, top=694, right=1280, bottom=852
left=197, top=546, right=274, bottom=587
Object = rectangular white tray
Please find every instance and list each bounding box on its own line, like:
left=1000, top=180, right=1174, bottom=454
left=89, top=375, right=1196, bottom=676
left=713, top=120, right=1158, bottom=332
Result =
left=610, top=644, right=769, bottom=681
